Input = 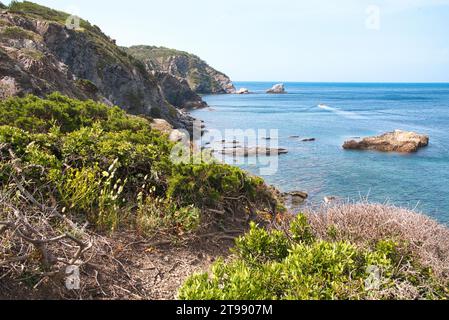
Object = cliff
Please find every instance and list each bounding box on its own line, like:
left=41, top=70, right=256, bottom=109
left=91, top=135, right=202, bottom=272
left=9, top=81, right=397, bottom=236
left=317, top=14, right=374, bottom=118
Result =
left=125, top=45, right=236, bottom=94
left=0, top=1, right=205, bottom=130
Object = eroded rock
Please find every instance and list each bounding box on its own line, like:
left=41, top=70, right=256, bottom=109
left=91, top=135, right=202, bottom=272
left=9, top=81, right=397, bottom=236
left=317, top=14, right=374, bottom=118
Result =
left=343, top=130, right=429, bottom=153
left=236, top=88, right=250, bottom=94
left=282, top=191, right=309, bottom=205
left=266, top=83, right=286, bottom=94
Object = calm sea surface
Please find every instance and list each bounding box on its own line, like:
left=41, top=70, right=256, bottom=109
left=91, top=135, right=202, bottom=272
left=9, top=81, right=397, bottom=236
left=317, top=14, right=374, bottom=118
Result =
left=191, top=82, right=449, bottom=224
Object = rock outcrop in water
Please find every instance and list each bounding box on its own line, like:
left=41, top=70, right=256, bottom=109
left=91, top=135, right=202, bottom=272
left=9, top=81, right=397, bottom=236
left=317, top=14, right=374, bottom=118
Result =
left=282, top=191, right=309, bottom=205
left=0, top=2, right=212, bottom=131
left=267, top=83, right=286, bottom=94
left=236, top=88, right=250, bottom=94
left=343, top=130, right=429, bottom=153
left=124, top=45, right=236, bottom=94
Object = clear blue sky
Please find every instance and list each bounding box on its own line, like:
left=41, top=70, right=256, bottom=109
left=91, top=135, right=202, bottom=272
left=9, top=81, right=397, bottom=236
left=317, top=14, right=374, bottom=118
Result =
left=4, top=0, right=449, bottom=82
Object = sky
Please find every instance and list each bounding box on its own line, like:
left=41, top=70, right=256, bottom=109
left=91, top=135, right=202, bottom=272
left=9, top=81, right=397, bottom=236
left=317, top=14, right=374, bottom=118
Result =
left=3, top=0, right=449, bottom=82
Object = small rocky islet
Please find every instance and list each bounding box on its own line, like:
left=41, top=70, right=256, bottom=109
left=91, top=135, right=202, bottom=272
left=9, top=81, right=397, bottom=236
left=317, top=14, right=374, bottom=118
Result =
left=267, top=83, right=286, bottom=94
left=343, top=130, right=430, bottom=153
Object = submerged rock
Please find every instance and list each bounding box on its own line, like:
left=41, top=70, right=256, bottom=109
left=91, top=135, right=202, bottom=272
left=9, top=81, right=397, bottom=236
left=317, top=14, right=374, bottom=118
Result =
left=218, top=147, right=288, bottom=157
left=343, top=130, right=429, bottom=153
left=266, top=83, right=286, bottom=94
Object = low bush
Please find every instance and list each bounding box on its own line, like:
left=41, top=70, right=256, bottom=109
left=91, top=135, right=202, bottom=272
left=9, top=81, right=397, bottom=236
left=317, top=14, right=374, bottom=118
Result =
left=179, top=214, right=449, bottom=300
left=306, top=203, right=449, bottom=280
left=0, top=26, right=36, bottom=40
left=0, top=93, right=278, bottom=236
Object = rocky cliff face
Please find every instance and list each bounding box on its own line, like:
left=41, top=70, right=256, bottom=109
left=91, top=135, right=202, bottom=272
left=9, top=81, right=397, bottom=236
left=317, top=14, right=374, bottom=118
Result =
left=154, top=71, right=207, bottom=110
left=0, top=2, right=204, bottom=131
left=125, top=46, right=236, bottom=94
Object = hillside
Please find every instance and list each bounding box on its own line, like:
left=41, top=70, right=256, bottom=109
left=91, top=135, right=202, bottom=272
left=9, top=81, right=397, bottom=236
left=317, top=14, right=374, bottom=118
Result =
left=0, top=1, right=207, bottom=131
left=0, top=93, right=280, bottom=299
left=125, top=45, right=236, bottom=94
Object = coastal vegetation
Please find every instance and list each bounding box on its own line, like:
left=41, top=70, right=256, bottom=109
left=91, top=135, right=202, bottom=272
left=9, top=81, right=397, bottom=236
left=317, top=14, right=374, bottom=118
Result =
left=0, top=94, right=280, bottom=297
left=1, top=1, right=448, bottom=301
left=0, top=93, right=277, bottom=231
left=180, top=207, right=449, bottom=300
left=1, top=94, right=448, bottom=300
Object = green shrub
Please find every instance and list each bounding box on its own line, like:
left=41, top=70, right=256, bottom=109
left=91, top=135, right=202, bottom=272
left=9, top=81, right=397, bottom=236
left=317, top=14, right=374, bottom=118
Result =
left=53, top=165, right=100, bottom=213
left=0, top=94, right=277, bottom=236
left=0, top=93, right=151, bottom=133
left=233, top=222, right=290, bottom=266
left=167, top=163, right=265, bottom=208
left=179, top=217, right=448, bottom=300
left=289, top=214, right=315, bottom=244
left=0, top=26, right=37, bottom=40
left=20, top=48, right=45, bottom=61
left=75, top=79, right=99, bottom=94
left=137, top=197, right=200, bottom=237
left=150, top=106, right=162, bottom=119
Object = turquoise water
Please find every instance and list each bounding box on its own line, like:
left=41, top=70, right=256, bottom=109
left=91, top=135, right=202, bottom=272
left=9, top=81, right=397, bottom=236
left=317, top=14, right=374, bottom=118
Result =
left=191, top=82, right=449, bottom=224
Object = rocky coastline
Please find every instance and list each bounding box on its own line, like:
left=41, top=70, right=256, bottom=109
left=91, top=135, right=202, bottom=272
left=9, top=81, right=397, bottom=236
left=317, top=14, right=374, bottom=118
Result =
left=0, top=6, right=236, bottom=135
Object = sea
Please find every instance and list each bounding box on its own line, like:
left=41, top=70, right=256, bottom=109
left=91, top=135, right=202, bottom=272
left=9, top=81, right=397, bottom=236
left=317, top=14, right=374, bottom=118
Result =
left=191, top=82, right=449, bottom=224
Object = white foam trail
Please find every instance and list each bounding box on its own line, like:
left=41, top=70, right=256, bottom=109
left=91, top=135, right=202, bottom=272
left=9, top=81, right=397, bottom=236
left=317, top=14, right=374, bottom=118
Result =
left=317, top=104, right=366, bottom=120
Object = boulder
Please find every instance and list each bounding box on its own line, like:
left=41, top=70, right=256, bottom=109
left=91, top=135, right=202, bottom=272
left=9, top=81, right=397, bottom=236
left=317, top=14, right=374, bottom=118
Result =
left=282, top=191, right=309, bottom=204
left=343, top=130, right=429, bottom=153
left=169, top=129, right=188, bottom=143
left=266, top=83, right=286, bottom=94
left=150, top=119, right=173, bottom=135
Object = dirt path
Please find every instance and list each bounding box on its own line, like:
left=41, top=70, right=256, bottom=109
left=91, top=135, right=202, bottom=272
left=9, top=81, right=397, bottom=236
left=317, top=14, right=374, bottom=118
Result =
left=0, top=233, right=236, bottom=300
left=106, top=235, right=235, bottom=300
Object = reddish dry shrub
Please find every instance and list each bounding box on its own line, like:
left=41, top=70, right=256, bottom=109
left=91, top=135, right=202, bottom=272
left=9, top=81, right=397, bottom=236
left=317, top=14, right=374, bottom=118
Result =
left=306, top=203, right=449, bottom=281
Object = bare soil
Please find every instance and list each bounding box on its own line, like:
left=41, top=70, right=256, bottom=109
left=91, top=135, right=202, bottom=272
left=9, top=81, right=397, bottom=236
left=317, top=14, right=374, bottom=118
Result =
left=0, top=231, right=238, bottom=300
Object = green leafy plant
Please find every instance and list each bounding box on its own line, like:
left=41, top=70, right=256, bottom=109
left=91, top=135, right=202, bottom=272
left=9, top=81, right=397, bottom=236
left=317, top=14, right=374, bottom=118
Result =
left=0, top=94, right=277, bottom=236
left=179, top=216, right=448, bottom=300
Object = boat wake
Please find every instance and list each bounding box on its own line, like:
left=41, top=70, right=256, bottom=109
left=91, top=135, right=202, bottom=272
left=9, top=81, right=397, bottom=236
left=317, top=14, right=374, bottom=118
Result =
left=317, top=104, right=365, bottom=120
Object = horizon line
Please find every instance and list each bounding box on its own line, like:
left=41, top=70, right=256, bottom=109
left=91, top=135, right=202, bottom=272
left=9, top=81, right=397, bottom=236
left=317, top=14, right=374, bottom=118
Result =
left=231, top=80, right=449, bottom=84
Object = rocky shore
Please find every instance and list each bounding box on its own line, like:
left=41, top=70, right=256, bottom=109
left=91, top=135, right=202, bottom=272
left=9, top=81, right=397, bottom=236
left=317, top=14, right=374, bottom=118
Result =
left=0, top=5, right=235, bottom=135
